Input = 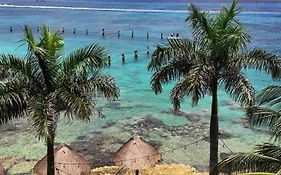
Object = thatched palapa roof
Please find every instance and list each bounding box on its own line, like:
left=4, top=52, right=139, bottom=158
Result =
left=113, top=135, right=162, bottom=170
left=33, top=144, right=91, bottom=175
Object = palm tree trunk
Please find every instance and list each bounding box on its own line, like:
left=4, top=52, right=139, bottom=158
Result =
left=209, top=80, right=219, bottom=175
left=47, top=137, right=55, bottom=175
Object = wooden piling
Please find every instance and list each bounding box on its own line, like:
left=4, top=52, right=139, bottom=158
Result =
left=117, top=30, right=120, bottom=37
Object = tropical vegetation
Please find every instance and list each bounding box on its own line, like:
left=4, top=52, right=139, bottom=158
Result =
left=0, top=25, right=119, bottom=175
left=147, top=0, right=281, bottom=174
left=217, top=85, right=281, bottom=174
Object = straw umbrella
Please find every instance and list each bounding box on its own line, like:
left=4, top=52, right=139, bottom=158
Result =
left=33, top=144, right=91, bottom=175
left=113, top=135, right=162, bottom=175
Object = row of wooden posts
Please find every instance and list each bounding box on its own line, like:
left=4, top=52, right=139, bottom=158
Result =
left=8, top=26, right=182, bottom=40
left=8, top=25, right=152, bottom=65
left=108, top=48, right=150, bottom=66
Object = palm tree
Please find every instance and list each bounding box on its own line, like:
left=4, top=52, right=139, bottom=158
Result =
left=217, top=85, right=281, bottom=174
left=0, top=25, right=119, bottom=175
left=147, top=0, right=281, bottom=174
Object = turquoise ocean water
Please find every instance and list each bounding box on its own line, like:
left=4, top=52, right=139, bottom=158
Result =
left=0, top=0, right=281, bottom=171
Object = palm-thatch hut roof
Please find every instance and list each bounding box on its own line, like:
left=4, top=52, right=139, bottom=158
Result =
left=33, top=144, right=91, bottom=175
left=113, top=135, right=162, bottom=170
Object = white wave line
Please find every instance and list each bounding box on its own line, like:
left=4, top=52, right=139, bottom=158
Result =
left=0, top=4, right=187, bottom=13
left=0, top=4, right=280, bottom=15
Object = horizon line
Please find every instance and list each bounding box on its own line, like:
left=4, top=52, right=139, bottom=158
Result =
left=0, top=4, right=281, bottom=15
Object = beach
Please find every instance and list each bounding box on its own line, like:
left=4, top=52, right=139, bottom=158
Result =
left=0, top=0, right=281, bottom=174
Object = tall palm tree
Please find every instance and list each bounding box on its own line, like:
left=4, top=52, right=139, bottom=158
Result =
left=147, top=0, right=281, bottom=174
left=0, top=25, right=119, bottom=175
left=217, top=85, right=281, bottom=174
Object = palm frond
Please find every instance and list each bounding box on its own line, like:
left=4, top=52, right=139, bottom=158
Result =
left=221, top=71, right=254, bottom=106
left=255, top=143, right=281, bottom=161
left=20, top=25, right=60, bottom=92
left=36, top=51, right=57, bottom=92
left=29, top=96, right=57, bottom=141
left=148, top=38, right=198, bottom=71
left=256, top=86, right=281, bottom=107
left=38, top=25, right=63, bottom=58
left=244, top=49, right=281, bottom=80
left=170, top=64, right=209, bottom=110
left=0, top=79, right=28, bottom=125
left=20, top=25, right=45, bottom=56
left=88, top=72, right=119, bottom=100
left=247, top=106, right=281, bottom=128
left=0, top=54, right=32, bottom=80
left=186, top=4, right=214, bottom=42
left=63, top=44, right=108, bottom=73
left=56, top=85, right=93, bottom=121
left=150, top=58, right=193, bottom=94
left=216, top=0, right=240, bottom=29
left=149, top=39, right=204, bottom=94
left=222, top=25, right=250, bottom=52
left=217, top=153, right=281, bottom=174
left=246, top=106, right=281, bottom=139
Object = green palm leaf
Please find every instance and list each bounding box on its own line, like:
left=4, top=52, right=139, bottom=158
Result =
left=170, top=64, right=210, bottom=110
left=20, top=25, right=45, bottom=56
left=150, top=58, right=192, bottom=94
left=29, top=96, right=57, bottom=141
left=255, top=143, right=281, bottom=160
left=221, top=71, right=254, bottom=106
left=256, top=86, right=281, bottom=107
left=148, top=38, right=198, bottom=71
left=247, top=106, right=280, bottom=128
left=246, top=86, right=281, bottom=139
left=38, top=25, right=63, bottom=58
left=149, top=38, right=204, bottom=94
left=186, top=4, right=214, bottom=42
left=0, top=54, right=32, bottom=80
left=244, top=49, right=281, bottom=80
left=88, top=72, right=119, bottom=100
left=222, top=25, right=250, bottom=52
left=0, top=79, right=28, bottom=124
left=57, top=86, right=92, bottom=121
left=217, top=153, right=280, bottom=174
left=216, top=0, right=240, bottom=29
left=63, top=44, right=108, bottom=73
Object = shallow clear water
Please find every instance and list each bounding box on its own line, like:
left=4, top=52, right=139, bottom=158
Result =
left=0, top=0, right=280, bottom=170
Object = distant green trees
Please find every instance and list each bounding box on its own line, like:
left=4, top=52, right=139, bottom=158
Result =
left=0, top=25, right=119, bottom=175
left=148, top=0, right=281, bottom=174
